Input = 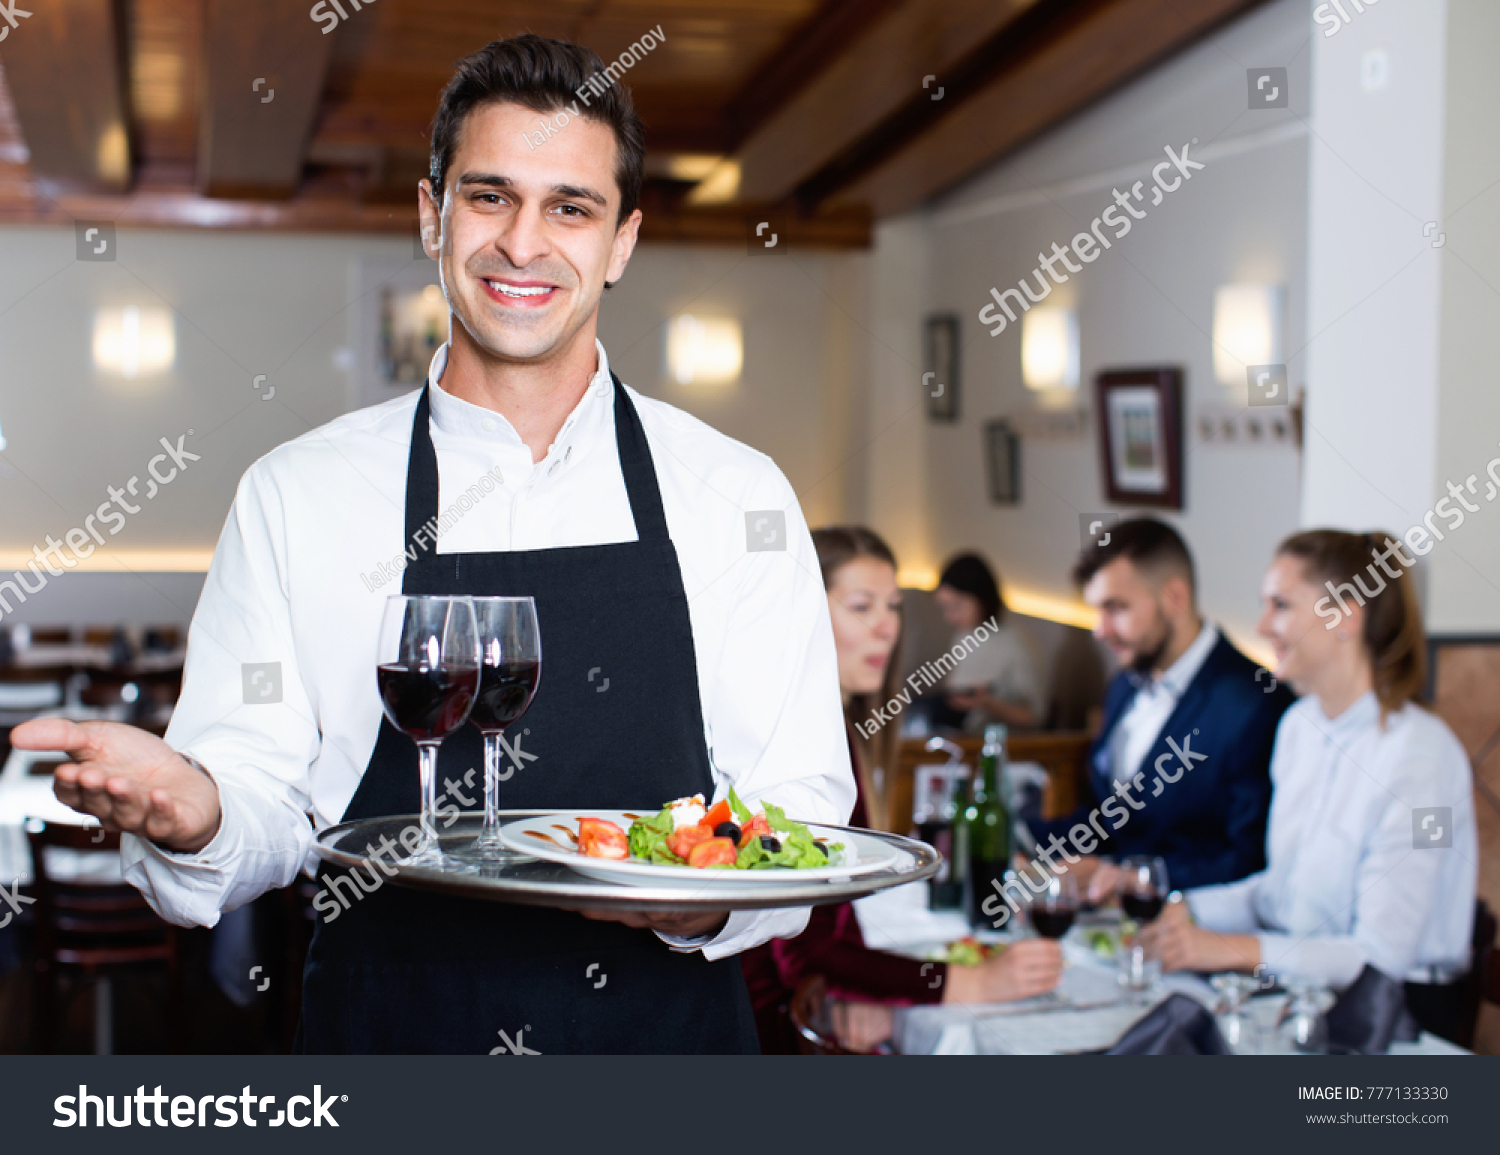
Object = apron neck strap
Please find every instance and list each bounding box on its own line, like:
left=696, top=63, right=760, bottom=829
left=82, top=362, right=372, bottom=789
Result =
left=404, top=371, right=669, bottom=547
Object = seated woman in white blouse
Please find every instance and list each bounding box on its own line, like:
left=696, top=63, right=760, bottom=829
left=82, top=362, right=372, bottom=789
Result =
left=1139, top=528, right=1477, bottom=1042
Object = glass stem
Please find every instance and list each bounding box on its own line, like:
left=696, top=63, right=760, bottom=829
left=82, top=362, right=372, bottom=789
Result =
left=478, top=732, right=503, bottom=847
left=417, top=741, right=441, bottom=853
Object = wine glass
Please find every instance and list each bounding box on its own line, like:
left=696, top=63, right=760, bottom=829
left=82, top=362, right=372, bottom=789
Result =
left=376, top=595, right=481, bottom=871
left=1030, top=872, right=1079, bottom=940
left=1210, top=972, right=1263, bottom=1054
left=1271, top=981, right=1331, bottom=1054
left=455, top=596, right=541, bottom=864
left=1117, top=855, right=1168, bottom=993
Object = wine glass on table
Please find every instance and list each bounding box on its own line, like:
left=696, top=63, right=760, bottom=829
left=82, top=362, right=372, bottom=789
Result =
left=376, top=595, right=481, bottom=871
left=1028, top=871, right=1078, bottom=1002
left=455, top=596, right=541, bottom=864
left=1117, top=855, right=1168, bottom=994
left=1029, top=871, right=1079, bottom=941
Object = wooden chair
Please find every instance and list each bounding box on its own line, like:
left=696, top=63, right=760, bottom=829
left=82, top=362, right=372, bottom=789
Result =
left=25, top=822, right=181, bottom=1053
left=889, top=731, right=1093, bottom=835
left=789, top=976, right=858, bottom=1055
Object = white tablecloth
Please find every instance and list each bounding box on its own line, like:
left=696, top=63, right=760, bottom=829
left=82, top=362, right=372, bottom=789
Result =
left=856, top=878, right=1468, bottom=1056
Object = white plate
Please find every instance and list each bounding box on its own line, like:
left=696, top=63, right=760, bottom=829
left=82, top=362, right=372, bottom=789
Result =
left=497, top=809, right=901, bottom=887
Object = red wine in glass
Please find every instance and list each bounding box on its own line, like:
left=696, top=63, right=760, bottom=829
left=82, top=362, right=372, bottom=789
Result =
left=1120, top=891, right=1164, bottom=923
left=378, top=663, right=480, bottom=741
left=468, top=659, right=540, bottom=731
left=458, top=597, right=541, bottom=864
left=1030, top=906, right=1077, bottom=939
left=375, top=595, right=480, bottom=871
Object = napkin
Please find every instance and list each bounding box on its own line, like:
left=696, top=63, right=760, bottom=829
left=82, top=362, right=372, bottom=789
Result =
left=1106, top=993, right=1230, bottom=1055
left=1324, top=964, right=1419, bottom=1055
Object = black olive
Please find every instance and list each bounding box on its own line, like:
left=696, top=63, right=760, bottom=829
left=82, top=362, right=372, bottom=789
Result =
left=759, top=835, right=782, bottom=853
left=813, top=840, right=829, bottom=857
left=714, top=821, right=741, bottom=843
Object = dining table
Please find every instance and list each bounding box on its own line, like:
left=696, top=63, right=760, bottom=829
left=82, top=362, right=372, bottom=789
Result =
left=851, top=881, right=1469, bottom=1056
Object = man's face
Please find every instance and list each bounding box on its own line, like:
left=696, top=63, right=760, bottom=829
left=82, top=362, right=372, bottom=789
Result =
left=1083, top=557, right=1173, bottom=673
left=418, top=101, right=641, bottom=366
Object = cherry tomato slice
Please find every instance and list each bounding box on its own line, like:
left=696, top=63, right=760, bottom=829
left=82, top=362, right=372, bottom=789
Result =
left=687, top=837, right=739, bottom=868
left=577, top=817, right=628, bottom=859
left=701, top=800, right=733, bottom=831
left=738, top=813, right=771, bottom=848
left=667, top=824, right=714, bottom=860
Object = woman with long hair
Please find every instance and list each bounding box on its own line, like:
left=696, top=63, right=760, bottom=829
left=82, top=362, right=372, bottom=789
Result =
left=740, top=527, right=1061, bottom=1053
left=1139, top=529, right=1478, bottom=1042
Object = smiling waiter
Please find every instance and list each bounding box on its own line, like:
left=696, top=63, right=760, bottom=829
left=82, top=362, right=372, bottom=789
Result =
left=12, top=34, right=854, bottom=1054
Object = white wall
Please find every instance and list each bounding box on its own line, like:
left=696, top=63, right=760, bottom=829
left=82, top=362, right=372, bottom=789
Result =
left=1301, top=0, right=1448, bottom=548
left=860, top=0, right=1312, bottom=655
left=1429, top=0, right=1500, bottom=632
left=0, top=226, right=869, bottom=625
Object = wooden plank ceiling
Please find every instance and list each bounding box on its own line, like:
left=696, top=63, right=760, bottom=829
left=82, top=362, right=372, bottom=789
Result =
left=0, top=0, right=1267, bottom=245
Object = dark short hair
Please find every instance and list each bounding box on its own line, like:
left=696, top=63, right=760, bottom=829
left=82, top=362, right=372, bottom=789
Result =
left=428, top=34, right=646, bottom=226
left=937, top=552, right=1004, bottom=624
left=1073, top=517, right=1195, bottom=594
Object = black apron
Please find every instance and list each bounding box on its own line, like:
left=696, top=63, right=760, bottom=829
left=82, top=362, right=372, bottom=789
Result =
left=298, top=375, right=759, bottom=1054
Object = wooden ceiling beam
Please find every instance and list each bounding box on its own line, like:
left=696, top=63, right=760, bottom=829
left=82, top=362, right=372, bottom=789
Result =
left=0, top=0, right=132, bottom=193
left=816, top=0, right=1267, bottom=215
left=732, top=0, right=1038, bottom=203
left=198, top=0, right=337, bottom=198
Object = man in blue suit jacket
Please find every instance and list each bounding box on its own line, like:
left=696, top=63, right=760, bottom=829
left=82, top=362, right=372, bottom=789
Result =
left=1029, top=518, right=1294, bottom=898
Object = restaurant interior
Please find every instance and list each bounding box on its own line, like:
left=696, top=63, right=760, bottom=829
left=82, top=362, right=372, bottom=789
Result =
left=0, top=0, right=1498, bottom=1058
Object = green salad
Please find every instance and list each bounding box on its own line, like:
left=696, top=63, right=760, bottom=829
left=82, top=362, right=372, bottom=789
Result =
left=624, top=786, right=846, bottom=870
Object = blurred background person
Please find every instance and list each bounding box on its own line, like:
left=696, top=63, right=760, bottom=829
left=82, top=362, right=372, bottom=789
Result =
left=932, top=552, right=1042, bottom=733
left=741, top=527, right=1061, bottom=1053
left=1141, top=530, right=1478, bottom=1044
left=1026, top=519, right=1294, bottom=898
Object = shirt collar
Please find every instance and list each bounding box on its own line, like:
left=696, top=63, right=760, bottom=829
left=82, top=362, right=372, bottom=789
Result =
left=1130, top=620, right=1219, bottom=699
left=424, top=339, right=614, bottom=460
left=1313, top=688, right=1380, bottom=736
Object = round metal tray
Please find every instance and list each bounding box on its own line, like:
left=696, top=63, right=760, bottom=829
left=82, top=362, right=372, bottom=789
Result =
left=313, top=811, right=941, bottom=913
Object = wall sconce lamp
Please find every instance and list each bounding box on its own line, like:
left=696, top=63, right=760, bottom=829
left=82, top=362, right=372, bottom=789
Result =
left=666, top=314, right=742, bottom=386
left=93, top=306, right=176, bottom=380
left=1021, top=307, right=1080, bottom=390
left=1212, top=284, right=1283, bottom=387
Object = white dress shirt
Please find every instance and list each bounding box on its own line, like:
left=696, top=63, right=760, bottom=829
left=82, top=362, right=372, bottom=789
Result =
left=120, top=340, right=856, bottom=960
left=1187, top=691, right=1477, bottom=988
left=1105, top=621, right=1219, bottom=789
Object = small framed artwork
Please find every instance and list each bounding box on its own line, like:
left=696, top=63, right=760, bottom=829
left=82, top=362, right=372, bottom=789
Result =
left=924, top=314, right=960, bottom=421
left=984, top=419, right=1020, bottom=504
left=1095, top=368, right=1184, bottom=509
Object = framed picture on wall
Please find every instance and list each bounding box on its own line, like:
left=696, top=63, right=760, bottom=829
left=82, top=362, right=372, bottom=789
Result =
left=924, top=314, right=960, bottom=421
left=983, top=419, right=1020, bottom=504
left=1095, top=367, right=1184, bottom=509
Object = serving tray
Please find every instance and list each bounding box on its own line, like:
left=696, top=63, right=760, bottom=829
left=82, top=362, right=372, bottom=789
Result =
left=312, top=811, right=940, bottom=913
